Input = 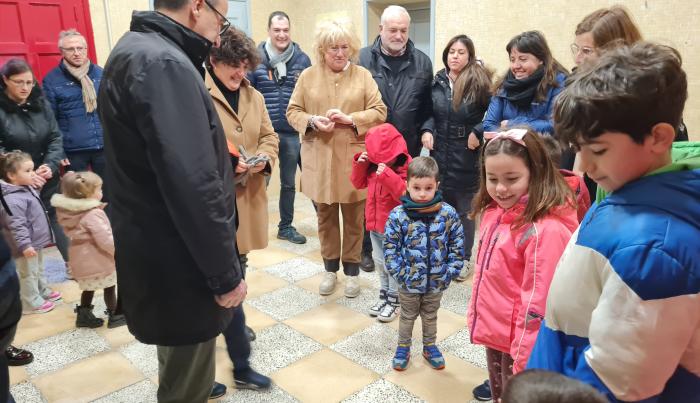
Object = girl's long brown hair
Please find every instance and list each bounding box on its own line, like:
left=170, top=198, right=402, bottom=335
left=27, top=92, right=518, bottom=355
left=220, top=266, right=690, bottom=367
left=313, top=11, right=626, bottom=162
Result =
left=442, top=35, right=493, bottom=111
left=470, top=129, right=574, bottom=227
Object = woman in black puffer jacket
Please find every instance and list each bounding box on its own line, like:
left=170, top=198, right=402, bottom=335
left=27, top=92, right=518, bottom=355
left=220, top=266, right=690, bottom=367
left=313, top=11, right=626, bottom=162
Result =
left=0, top=59, right=68, bottom=263
left=420, top=35, right=493, bottom=275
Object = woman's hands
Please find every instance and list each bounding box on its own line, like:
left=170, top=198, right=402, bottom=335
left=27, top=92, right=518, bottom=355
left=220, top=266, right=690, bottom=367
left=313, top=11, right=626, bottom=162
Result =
left=326, top=109, right=353, bottom=125
left=467, top=132, right=480, bottom=150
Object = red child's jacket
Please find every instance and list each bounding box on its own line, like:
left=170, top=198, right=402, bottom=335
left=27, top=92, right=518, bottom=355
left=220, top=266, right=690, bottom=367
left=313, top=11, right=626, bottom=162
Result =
left=350, top=123, right=411, bottom=233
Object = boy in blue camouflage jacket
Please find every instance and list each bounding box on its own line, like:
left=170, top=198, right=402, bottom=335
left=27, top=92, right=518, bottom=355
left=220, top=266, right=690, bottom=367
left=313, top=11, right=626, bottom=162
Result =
left=384, top=156, right=464, bottom=371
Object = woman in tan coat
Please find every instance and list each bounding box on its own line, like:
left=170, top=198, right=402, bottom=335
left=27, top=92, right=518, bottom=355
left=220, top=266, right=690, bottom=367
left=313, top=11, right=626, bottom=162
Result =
left=206, top=29, right=277, bottom=391
left=287, top=20, right=387, bottom=298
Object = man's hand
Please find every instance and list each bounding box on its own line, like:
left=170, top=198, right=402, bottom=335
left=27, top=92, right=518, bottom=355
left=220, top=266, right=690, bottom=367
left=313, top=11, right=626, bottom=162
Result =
left=214, top=280, right=247, bottom=308
left=421, top=132, right=434, bottom=150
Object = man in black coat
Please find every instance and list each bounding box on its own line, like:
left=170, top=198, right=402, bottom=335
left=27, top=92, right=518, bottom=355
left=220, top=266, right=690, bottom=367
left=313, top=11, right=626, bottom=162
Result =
left=97, top=1, right=244, bottom=401
left=358, top=5, right=433, bottom=271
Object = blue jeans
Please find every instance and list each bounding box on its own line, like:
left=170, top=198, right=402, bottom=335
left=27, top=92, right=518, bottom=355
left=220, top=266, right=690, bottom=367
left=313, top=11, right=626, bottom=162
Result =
left=277, top=131, right=302, bottom=231
left=442, top=188, right=476, bottom=261
left=222, top=304, right=251, bottom=373
left=370, top=231, right=398, bottom=296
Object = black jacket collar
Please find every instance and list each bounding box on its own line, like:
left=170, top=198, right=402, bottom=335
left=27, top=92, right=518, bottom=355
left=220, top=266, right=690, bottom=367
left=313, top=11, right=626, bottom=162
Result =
left=130, top=11, right=213, bottom=75
left=0, top=86, right=43, bottom=113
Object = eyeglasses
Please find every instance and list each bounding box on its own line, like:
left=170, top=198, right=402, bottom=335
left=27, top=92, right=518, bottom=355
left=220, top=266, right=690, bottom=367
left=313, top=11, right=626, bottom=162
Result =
left=204, top=0, right=231, bottom=35
left=570, top=44, right=596, bottom=57
left=60, top=46, right=87, bottom=54
left=327, top=45, right=350, bottom=55
left=8, top=79, right=35, bottom=88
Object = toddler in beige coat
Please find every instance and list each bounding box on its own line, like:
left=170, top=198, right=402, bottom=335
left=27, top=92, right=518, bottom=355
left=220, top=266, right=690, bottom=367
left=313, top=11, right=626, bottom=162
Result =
left=51, top=171, right=125, bottom=329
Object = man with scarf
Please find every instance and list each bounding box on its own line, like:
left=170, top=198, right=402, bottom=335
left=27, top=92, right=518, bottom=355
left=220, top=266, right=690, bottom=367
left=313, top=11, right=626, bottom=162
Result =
left=43, top=30, right=105, bottom=183
left=248, top=11, right=311, bottom=246
left=358, top=5, right=433, bottom=272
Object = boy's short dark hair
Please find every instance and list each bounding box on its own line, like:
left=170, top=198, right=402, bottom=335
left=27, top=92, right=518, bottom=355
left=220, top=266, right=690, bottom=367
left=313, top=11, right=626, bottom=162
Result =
left=554, top=42, right=687, bottom=146
left=541, top=135, right=562, bottom=166
left=502, top=369, right=607, bottom=403
left=407, top=156, right=439, bottom=181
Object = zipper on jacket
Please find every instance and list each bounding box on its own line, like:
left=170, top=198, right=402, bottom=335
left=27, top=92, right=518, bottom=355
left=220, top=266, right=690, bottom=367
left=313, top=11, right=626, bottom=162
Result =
left=469, top=213, right=502, bottom=343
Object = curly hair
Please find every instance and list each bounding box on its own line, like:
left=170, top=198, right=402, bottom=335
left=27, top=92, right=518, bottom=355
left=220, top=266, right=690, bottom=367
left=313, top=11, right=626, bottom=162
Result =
left=209, top=28, right=260, bottom=68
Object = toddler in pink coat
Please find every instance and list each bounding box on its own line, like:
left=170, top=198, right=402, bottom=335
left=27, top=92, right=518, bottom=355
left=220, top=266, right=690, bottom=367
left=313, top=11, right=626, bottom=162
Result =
left=467, top=129, right=578, bottom=401
left=51, top=171, right=125, bottom=329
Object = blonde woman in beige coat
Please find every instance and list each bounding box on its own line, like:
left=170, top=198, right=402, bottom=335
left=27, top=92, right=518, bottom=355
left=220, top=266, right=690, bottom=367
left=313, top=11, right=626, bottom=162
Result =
left=287, top=20, right=387, bottom=298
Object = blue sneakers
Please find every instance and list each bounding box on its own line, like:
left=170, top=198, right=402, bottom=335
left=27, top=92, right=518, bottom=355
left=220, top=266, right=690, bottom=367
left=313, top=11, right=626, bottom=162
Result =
left=422, top=344, right=445, bottom=370
left=393, top=345, right=411, bottom=371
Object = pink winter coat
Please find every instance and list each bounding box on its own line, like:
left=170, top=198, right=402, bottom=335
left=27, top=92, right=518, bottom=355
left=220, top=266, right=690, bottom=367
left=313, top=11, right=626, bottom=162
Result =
left=51, top=194, right=115, bottom=281
left=467, top=197, right=578, bottom=372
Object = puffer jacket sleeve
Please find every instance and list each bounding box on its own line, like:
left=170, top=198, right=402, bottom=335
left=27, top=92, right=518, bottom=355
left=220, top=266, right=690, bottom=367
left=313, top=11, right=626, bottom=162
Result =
left=376, top=166, right=407, bottom=204
left=445, top=208, right=465, bottom=279
left=81, top=209, right=114, bottom=256
left=350, top=156, right=370, bottom=190
left=383, top=208, right=404, bottom=280
left=511, top=220, right=572, bottom=372
left=41, top=98, right=65, bottom=173
left=482, top=95, right=505, bottom=132
left=350, top=69, right=387, bottom=135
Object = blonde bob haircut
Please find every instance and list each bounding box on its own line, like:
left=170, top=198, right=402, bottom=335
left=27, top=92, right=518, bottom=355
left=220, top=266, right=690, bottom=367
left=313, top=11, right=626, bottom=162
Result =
left=313, top=19, right=361, bottom=64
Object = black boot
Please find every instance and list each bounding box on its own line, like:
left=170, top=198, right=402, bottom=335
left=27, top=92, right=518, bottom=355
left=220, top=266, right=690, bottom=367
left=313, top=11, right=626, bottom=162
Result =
left=360, top=252, right=375, bottom=272
left=323, top=258, right=340, bottom=272
left=5, top=346, right=33, bottom=366
left=245, top=325, right=256, bottom=341
left=75, top=305, right=104, bottom=328
left=105, top=309, right=127, bottom=328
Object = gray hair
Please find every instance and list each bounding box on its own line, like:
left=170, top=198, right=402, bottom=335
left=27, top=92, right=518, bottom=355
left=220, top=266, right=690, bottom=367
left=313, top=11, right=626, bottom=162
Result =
left=380, top=5, right=411, bottom=25
left=58, top=29, right=86, bottom=49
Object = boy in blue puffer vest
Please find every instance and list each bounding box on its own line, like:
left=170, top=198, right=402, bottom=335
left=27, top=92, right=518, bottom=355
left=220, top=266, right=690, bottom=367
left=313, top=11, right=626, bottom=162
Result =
left=383, top=156, right=464, bottom=371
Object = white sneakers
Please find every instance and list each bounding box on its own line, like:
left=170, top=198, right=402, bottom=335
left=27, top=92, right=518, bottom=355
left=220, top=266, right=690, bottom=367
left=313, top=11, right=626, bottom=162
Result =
left=319, top=272, right=337, bottom=295
left=455, top=259, right=474, bottom=282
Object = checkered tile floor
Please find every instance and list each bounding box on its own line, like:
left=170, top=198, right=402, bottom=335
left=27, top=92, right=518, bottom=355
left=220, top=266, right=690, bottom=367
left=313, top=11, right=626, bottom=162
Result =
left=10, top=193, right=489, bottom=402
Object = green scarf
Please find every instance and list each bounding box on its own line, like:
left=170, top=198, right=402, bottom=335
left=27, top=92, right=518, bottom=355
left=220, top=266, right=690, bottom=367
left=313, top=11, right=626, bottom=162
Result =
left=400, top=191, right=443, bottom=219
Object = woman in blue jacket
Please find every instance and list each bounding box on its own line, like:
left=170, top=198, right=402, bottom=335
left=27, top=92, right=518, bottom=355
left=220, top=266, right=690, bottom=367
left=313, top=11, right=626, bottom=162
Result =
left=483, top=31, right=568, bottom=136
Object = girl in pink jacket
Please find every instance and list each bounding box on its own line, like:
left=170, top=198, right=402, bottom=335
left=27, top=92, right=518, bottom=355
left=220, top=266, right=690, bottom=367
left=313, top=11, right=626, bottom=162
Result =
left=51, top=172, right=125, bottom=329
left=467, top=129, right=578, bottom=401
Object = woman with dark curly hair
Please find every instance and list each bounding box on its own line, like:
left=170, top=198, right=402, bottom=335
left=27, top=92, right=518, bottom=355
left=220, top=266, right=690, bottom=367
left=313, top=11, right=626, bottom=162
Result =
left=205, top=28, right=278, bottom=394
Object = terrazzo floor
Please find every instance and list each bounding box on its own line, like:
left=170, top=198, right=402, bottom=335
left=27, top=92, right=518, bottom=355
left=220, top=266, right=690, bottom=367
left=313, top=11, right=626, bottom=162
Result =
left=9, top=192, right=490, bottom=402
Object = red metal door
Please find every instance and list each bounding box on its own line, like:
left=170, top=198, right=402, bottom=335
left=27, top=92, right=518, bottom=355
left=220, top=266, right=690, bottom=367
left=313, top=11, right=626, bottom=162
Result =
left=0, top=0, right=97, bottom=81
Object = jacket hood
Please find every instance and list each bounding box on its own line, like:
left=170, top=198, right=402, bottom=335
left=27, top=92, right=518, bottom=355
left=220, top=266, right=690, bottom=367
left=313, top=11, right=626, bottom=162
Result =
left=0, top=85, right=44, bottom=113
left=51, top=194, right=105, bottom=231
left=130, top=11, right=212, bottom=74
left=604, top=145, right=700, bottom=230
left=0, top=181, right=29, bottom=196
left=365, top=123, right=410, bottom=166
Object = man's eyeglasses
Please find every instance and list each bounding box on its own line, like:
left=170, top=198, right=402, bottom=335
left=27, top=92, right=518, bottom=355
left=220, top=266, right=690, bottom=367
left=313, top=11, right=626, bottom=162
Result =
left=204, top=0, right=231, bottom=35
left=60, top=46, right=87, bottom=54
left=570, top=44, right=596, bottom=57
left=8, top=79, right=35, bottom=88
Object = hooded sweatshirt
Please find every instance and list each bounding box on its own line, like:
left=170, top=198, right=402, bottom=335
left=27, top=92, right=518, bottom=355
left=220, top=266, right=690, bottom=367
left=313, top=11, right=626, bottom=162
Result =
left=51, top=194, right=115, bottom=281
left=350, top=123, right=411, bottom=233
left=528, top=142, right=700, bottom=402
left=0, top=181, right=52, bottom=252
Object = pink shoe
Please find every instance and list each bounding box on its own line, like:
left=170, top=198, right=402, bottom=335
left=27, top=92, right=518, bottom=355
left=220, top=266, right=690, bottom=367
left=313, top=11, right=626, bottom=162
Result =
left=45, top=291, right=62, bottom=302
left=26, top=300, right=55, bottom=315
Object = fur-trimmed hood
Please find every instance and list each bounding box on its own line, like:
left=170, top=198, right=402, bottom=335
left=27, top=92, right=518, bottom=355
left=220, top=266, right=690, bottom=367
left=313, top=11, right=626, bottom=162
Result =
left=51, top=194, right=106, bottom=231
